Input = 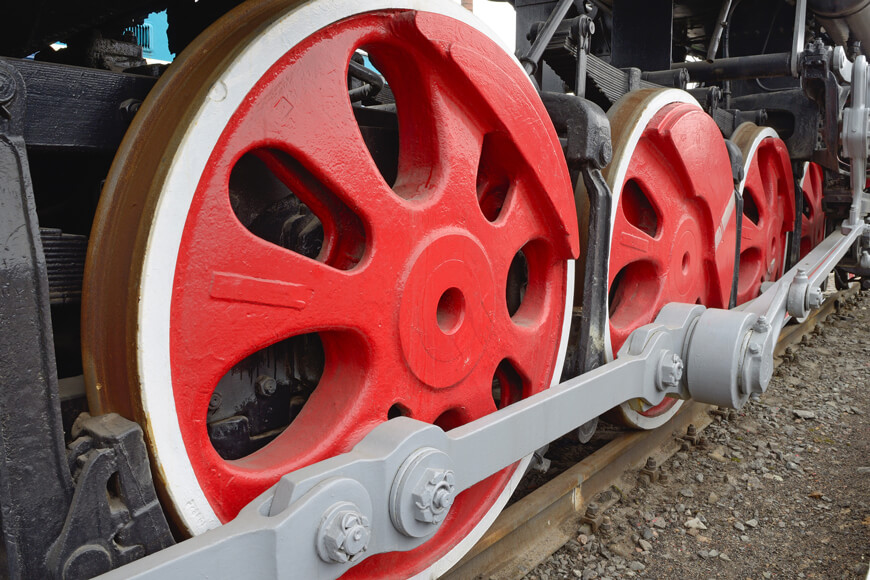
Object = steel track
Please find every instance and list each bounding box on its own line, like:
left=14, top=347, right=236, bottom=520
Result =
left=443, top=283, right=861, bottom=580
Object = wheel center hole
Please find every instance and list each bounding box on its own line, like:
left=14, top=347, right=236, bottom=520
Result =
left=437, top=287, right=465, bottom=335
left=681, top=251, right=690, bottom=274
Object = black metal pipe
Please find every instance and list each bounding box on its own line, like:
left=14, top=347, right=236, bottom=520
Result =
left=519, top=0, right=574, bottom=76
left=348, top=59, right=383, bottom=102
left=706, top=0, right=734, bottom=62
left=665, top=52, right=792, bottom=82
left=640, top=68, right=689, bottom=88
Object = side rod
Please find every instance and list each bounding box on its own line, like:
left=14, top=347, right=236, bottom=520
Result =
left=97, top=218, right=867, bottom=580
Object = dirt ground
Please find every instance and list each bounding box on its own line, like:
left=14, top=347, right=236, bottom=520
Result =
left=524, top=289, right=870, bottom=580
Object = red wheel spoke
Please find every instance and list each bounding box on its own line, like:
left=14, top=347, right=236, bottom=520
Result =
left=455, top=380, right=500, bottom=420
left=221, top=23, right=411, bottom=235
left=482, top=291, right=560, bottom=389
left=173, top=204, right=373, bottom=390
left=250, top=149, right=371, bottom=269
left=740, top=215, right=765, bottom=249
left=239, top=366, right=386, bottom=471
left=483, top=183, right=552, bottom=278
left=400, top=89, right=484, bottom=217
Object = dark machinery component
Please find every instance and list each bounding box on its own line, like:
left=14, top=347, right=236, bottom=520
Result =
left=0, top=0, right=867, bottom=577
left=0, top=57, right=173, bottom=580
left=0, top=59, right=74, bottom=580
left=47, top=413, right=175, bottom=579
left=810, top=0, right=870, bottom=52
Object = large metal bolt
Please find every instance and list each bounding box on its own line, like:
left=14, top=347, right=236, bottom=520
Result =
left=255, top=375, right=277, bottom=397
left=656, top=351, right=684, bottom=390
left=686, top=424, right=697, bottom=438
left=585, top=502, right=600, bottom=517
left=597, top=140, right=613, bottom=168
left=412, top=469, right=455, bottom=524
left=644, top=457, right=657, bottom=470
left=752, top=316, right=770, bottom=333
left=317, top=503, right=371, bottom=564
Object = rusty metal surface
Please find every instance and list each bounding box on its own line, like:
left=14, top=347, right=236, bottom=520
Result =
left=81, top=0, right=311, bottom=530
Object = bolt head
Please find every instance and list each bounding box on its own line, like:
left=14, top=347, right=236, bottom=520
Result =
left=319, top=506, right=371, bottom=564
left=255, top=375, right=277, bottom=396
left=657, top=351, right=684, bottom=390
left=208, top=392, right=222, bottom=411
left=412, top=469, right=455, bottom=524
left=752, top=316, right=770, bottom=333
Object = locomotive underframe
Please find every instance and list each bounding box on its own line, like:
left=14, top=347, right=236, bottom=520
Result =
left=1, top=0, right=870, bottom=578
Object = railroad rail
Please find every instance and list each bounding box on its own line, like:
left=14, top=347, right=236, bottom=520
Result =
left=445, top=283, right=862, bottom=580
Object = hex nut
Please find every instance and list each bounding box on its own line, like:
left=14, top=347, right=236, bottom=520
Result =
left=412, top=468, right=455, bottom=524
left=318, top=503, right=371, bottom=564
left=657, top=351, right=684, bottom=390
left=807, top=289, right=823, bottom=310
left=255, top=375, right=277, bottom=397
left=752, top=316, right=770, bottom=333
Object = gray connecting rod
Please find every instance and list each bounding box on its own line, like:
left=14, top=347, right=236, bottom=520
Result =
left=99, top=221, right=866, bottom=580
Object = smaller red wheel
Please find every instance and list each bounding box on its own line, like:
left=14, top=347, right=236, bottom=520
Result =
left=732, top=123, right=796, bottom=305
left=799, top=162, right=826, bottom=259
left=596, top=89, right=737, bottom=429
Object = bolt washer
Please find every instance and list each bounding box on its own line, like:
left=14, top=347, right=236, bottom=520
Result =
left=390, top=447, right=456, bottom=538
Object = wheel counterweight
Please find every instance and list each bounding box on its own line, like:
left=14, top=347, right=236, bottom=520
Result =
left=82, top=1, right=578, bottom=577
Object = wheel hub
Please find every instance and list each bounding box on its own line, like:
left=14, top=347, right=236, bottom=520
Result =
left=399, top=234, right=495, bottom=388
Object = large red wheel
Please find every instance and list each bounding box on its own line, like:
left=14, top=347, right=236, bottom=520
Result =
left=81, top=1, right=578, bottom=577
left=799, top=161, right=826, bottom=259
left=597, top=89, right=738, bottom=429
left=732, top=123, right=796, bottom=304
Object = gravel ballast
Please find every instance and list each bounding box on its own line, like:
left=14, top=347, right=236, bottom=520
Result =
left=525, top=289, right=870, bottom=580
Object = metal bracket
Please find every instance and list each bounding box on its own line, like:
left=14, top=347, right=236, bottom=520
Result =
left=46, top=414, right=175, bottom=579
left=841, top=55, right=870, bottom=227
left=541, top=92, right=612, bottom=442
left=0, top=58, right=76, bottom=580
